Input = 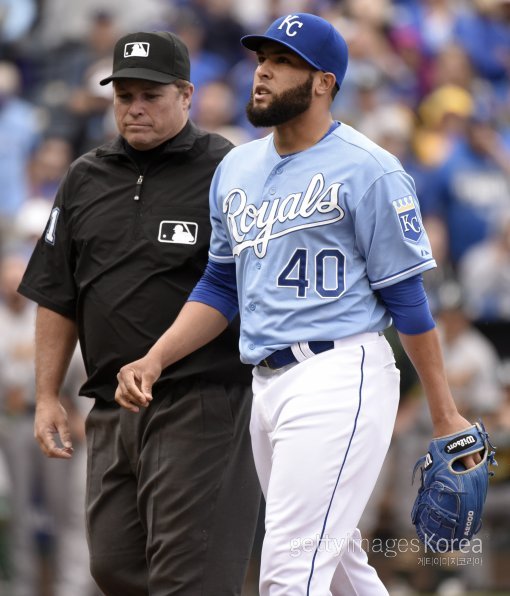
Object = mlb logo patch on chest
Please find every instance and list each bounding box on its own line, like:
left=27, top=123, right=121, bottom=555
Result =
left=392, top=195, right=423, bottom=242
left=158, top=221, right=197, bottom=244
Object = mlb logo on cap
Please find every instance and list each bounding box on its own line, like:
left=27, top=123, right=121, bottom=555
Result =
left=124, top=42, right=150, bottom=58
left=100, top=31, right=190, bottom=85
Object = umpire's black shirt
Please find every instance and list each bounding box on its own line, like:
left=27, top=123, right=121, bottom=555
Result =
left=19, top=121, right=252, bottom=401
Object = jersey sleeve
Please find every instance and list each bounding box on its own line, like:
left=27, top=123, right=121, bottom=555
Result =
left=353, top=169, right=436, bottom=290
left=377, top=274, right=435, bottom=334
left=17, top=172, right=77, bottom=319
left=207, top=161, right=235, bottom=264
left=188, top=260, right=239, bottom=322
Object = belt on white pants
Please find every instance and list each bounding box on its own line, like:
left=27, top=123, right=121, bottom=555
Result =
left=257, top=332, right=384, bottom=370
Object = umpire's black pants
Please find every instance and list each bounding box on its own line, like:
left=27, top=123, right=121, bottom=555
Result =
left=85, top=378, right=261, bottom=596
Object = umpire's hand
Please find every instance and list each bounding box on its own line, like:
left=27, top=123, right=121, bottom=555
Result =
left=115, top=355, right=161, bottom=412
left=34, top=398, right=74, bottom=458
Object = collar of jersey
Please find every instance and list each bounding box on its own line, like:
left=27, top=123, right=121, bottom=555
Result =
left=277, top=120, right=341, bottom=159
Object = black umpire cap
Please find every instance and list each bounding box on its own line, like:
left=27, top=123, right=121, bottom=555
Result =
left=100, top=31, right=190, bottom=85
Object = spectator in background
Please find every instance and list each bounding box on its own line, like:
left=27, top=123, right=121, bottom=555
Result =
left=0, top=251, right=94, bottom=596
left=453, top=0, right=510, bottom=128
left=333, top=60, right=388, bottom=126
left=422, top=97, right=510, bottom=264
left=459, top=213, right=510, bottom=322
left=454, top=0, right=510, bottom=94
left=0, top=60, right=40, bottom=221
left=0, top=445, right=9, bottom=592
left=414, top=83, right=474, bottom=168
left=171, top=7, right=229, bottom=92
left=0, top=252, right=37, bottom=596
left=434, top=280, right=503, bottom=421
left=190, top=0, right=247, bottom=68
left=28, top=0, right=166, bottom=51
left=13, top=198, right=52, bottom=253
left=27, top=137, right=73, bottom=202
left=0, top=0, right=37, bottom=48
left=478, top=359, right=510, bottom=591
left=4, top=189, right=95, bottom=596
left=29, top=11, right=118, bottom=155
left=59, top=12, right=118, bottom=154
left=430, top=42, right=476, bottom=92
left=192, top=80, right=251, bottom=145
left=494, top=359, right=510, bottom=430
left=391, top=0, right=461, bottom=61
left=2, top=137, right=73, bottom=253
left=333, top=3, right=413, bottom=117
left=357, top=102, right=420, bottom=183
left=230, top=0, right=269, bottom=29
left=267, top=0, right=325, bottom=23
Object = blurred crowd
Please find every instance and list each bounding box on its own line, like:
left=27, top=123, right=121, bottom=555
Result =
left=1, top=0, right=510, bottom=594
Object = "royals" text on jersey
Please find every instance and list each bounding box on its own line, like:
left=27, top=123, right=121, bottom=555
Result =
left=223, top=173, right=345, bottom=258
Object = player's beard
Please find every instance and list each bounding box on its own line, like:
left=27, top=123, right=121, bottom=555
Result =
left=246, top=73, right=314, bottom=127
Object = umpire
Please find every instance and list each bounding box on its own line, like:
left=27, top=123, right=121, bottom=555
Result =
left=18, top=31, right=260, bottom=595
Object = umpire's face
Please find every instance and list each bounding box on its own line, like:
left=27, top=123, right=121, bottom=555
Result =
left=113, top=78, right=194, bottom=150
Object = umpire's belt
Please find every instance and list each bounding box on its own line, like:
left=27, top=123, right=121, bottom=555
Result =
left=258, top=341, right=335, bottom=370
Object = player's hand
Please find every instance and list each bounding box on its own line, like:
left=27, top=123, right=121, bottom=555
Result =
left=115, top=355, right=162, bottom=412
left=433, top=412, right=482, bottom=469
left=34, top=398, right=74, bottom=459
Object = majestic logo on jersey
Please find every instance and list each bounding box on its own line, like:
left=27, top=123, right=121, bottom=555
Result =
left=124, top=42, right=150, bottom=58
left=278, top=15, right=304, bottom=37
left=223, top=173, right=344, bottom=258
left=392, top=195, right=423, bottom=243
left=158, top=221, right=197, bottom=245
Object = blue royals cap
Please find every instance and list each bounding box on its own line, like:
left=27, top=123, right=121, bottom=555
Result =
left=241, top=13, right=349, bottom=88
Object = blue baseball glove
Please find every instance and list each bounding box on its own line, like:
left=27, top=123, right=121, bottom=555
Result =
left=411, top=421, right=497, bottom=552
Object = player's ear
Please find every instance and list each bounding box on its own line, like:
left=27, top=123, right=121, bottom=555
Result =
left=315, top=72, right=336, bottom=98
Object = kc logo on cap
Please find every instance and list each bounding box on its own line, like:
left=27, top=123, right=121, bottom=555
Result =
left=278, top=15, right=304, bottom=37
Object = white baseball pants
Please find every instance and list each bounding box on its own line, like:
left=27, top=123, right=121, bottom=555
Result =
left=250, top=332, right=400, bottom=596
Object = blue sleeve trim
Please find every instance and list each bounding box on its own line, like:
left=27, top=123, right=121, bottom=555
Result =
left=377, top=274, right=436, bottom=335
left=188, top=260, right=239, bottom=322
left=208, top=250, right=235, bottom=263
left=370, top=259, right=436, bottom=289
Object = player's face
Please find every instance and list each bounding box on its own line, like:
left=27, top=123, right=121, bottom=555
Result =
left=246, top=42, right=316, bottom=127
left=113, top=79, right=193, bottom=150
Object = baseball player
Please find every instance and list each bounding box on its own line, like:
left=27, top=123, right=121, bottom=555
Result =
left=116, top=14, right=479, bottom=595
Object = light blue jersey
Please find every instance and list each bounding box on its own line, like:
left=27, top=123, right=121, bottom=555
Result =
left=209, top=123, right=436, bottom=365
